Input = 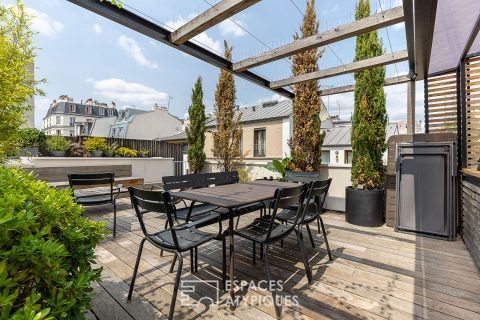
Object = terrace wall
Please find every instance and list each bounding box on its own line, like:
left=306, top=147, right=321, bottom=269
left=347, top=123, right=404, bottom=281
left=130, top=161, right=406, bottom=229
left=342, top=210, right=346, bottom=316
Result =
left=460, top=173, right=480, bottom=269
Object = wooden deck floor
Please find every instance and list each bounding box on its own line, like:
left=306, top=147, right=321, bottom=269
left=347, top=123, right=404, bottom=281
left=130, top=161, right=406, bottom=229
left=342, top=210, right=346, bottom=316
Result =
left=84, top=199, right=480, bottom=320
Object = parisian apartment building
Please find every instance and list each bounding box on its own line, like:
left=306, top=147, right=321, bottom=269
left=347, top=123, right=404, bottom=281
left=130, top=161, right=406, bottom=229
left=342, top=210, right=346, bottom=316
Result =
left=42, top=95, right=118, bottom=136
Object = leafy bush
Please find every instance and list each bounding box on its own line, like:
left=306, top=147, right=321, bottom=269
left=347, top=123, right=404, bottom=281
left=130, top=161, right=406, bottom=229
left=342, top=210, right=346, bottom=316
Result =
left=18, top=128, right=46, bottom=148
left=238, top=168, right=250, bottom=182
left=115, top=147, right=137, bottom=157
left=0, top=168, right=106, bottom=319
left=46, top=136, right=70, bottom=152
left=68, top=143, right=86, bottom=157
left=138, top=148, right=149, bottom=158
left=83, top=137, right=107, bottom=153
left=104, top=143, right=118, bottom=156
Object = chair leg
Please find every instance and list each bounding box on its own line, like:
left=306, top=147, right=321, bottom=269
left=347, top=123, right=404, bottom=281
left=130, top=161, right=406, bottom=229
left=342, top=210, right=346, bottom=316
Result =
left=190, top=249, right=194, bottom=273
left=295, top=229, right=313, bottom=284
left=127, top=238, right=146, bottom=302
left=263, top=246, right=281, bottom=319
left=319, top=216, right=333, bottom=261
left=194, top=247, right=198, bottom=273
left=169, top=254, right=177, bottom=273
left=235, top=215, right=241, bottom=229
left=260, top=244, right=263, bottom=260
left=317, top=216, right=321, bottom=233
left=168, top=252, right=183, bottom=320
left=160, top=219, right=168, bottom=257
left=252, top=241, right=256, bottom=265
left=222, top=236, right=227, bottom=290
left=305, top=224, right=315, bottom=248
left=112, top=201, right=117, bottom=237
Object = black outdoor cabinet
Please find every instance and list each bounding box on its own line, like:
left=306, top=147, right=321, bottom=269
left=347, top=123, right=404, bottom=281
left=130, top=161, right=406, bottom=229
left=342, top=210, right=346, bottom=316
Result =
left=395, top=142, right=457, bottom=240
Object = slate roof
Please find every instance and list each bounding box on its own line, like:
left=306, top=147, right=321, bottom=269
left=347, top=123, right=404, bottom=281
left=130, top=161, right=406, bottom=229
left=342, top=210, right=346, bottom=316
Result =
left=322, top=123, right=399, bottom=147
left=44, top=101, right=118, bottom=119
left=205, top=99, right=332, bottom=127
left=158, top=131, right=187, bottom=141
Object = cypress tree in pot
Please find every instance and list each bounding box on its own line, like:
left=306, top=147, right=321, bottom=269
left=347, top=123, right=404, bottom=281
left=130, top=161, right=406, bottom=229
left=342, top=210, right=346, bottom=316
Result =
left=345, top=0, right=387, bottom=227
left=287, top=0, right=325, bottom=177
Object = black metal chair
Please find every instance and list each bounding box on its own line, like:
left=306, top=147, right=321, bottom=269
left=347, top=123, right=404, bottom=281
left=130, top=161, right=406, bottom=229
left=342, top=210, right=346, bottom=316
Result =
left=68, top=172, right=119, bottom=236
left=127, top=187, right=225, bottom=320
left=277, top=178, right=333, bottom=261
left=234, top=184, right=311, bottom=318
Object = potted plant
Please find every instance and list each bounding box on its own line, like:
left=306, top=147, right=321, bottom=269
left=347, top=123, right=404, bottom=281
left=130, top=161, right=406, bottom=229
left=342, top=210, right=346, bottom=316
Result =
left=345, top=0, right=387, bottom=227
left=115, top=147, right=137, bottom=158
left=83, top=137, right=107, bottom=157
left=68, top=142, right=86, bottom=157
left=47, top=135, right=70, bottom=157
left=104, top=142, right=118, bottom=157
left=17, top=128, right=46, bottom=157
left=286, top=0, right=325, bottom=178
left=138, top=148, right=149, bottom=158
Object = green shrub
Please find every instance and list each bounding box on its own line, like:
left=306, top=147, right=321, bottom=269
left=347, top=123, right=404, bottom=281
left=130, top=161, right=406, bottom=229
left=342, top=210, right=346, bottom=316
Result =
left=0, top=167, right=106, bottom=319
left=83, top=137, right=107, bottom=153
left=46, top=136, right=70, bottom=152
left=238, top=168, right=250, bottom=182
left=68, top=142, right=86, bottom=157
left=115, top=147, right=137, bottom=157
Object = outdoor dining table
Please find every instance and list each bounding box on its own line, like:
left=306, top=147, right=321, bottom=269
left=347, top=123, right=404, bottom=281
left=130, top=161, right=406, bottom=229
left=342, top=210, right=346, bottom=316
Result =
left=171, top=179, right=300, bottom=308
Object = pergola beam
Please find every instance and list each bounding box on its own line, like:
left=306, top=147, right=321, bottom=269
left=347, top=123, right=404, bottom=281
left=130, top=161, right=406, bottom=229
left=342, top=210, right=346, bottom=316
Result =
left=403, top=0, right=415, bottom=76
left=66, top=0, right=294, bottom=99
left=271, top=50, right=409, bottom=89
left=318, top=75, right=410, bottom=96
left=413, top=0, right=437, bottom=80
left=170, top=0, right=261, bottom=45
left=233, top=6, right=404, bottom=72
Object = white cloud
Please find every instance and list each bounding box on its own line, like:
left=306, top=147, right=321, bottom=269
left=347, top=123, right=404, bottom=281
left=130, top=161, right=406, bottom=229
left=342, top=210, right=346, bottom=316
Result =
left=87, top=78, right=169, bottom=108
left=218, top=19, right=246, bottom=37
left=26, top=8, right=63, bottom=38
left=166, top=14, right=221, bottom=54
left=92, top=23, right=102, bottom=34
left=117, top=35, right=158, bottom=69
left=322, top=5, right=339, bottom=15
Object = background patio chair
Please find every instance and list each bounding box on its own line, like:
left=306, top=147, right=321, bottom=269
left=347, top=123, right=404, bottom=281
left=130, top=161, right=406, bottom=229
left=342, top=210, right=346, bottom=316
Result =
left=277, top=178, right=333, bottom=261
left=127, top=187, right=224, bottom=320
left=234, top=184, right=311, bottom=318
left=68, top=172, right=119, bottom=236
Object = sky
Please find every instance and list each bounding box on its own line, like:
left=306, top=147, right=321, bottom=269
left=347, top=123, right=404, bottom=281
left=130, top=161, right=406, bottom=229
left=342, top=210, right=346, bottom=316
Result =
left=15, top=0, right=424, bottom=129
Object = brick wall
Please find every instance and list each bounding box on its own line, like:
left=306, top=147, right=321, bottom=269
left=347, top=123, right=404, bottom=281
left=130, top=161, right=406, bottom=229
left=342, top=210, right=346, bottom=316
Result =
left=461, top=175, right=480, bottom=269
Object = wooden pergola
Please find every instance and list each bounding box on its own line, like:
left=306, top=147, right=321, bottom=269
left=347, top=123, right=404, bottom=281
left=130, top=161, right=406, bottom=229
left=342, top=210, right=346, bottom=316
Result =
left=67, top=0, right=479, bottom=162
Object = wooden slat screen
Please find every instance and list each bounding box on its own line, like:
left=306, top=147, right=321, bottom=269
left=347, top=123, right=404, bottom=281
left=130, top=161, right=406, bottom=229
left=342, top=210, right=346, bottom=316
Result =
left=426, top=71, right=458, bottom=134
left=465, top=56, right=480, bottom=169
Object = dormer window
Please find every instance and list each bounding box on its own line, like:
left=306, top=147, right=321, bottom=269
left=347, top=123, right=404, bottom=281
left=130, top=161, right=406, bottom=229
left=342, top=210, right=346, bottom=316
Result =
left=70, top=104, right=76, bottom=112
left=85, top=106, right=92, bottom=114
left=107, top=109, right=113, bottom=116
left=99, top=108, right=105, bottom=116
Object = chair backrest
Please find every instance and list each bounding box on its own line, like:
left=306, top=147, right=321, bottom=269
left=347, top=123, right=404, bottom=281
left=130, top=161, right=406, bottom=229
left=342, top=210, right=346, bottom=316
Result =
left=285, top=171, right=321, bottom=183
left=128, top=187, right=181, bottom=249
left=68, top=172, right=115, bottom=199
left=266, top=184, right=307, bottom=241
left=301, top=178, right=332, bottom=222
left=162, top=171, right=239, bottom=191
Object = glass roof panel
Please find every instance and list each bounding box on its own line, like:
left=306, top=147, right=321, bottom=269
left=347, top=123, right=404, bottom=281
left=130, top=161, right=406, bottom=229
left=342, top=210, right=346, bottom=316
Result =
left=429, top=0, right=480, bottom=74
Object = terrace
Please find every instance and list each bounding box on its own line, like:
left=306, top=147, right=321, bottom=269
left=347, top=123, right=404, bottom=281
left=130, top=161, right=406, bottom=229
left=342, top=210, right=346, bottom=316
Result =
left=3, top=0, right=480, bottom=319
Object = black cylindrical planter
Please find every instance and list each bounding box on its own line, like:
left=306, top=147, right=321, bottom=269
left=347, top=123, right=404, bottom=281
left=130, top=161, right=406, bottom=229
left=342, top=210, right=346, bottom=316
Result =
left=345, top=187, right=385, bottom=227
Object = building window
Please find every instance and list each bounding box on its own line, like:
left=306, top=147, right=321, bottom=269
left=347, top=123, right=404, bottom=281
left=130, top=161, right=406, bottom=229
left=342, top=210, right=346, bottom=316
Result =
left=107, top=109, right=113, bottom=116
left=111, top=128, right=116, bottom=137
left=56, top=130, right=61, bottom=136
left=69, top=130, right=74, bottom=137
left=118, top=127, right=123, bottom=137
left=99, top=108, right=105, bottom=116
left=86, top=106, right=92, bottom=114
left=321, top=150, right=330, bottom=164
left=69, top=117, right=75, bottom=126
left=69, top=104, right=76, bottom=112
left=345, top=150, right=353, bottom=164
left=56, top=116, right=61, bottom=125
left=254, top=128, right=266, bottom=157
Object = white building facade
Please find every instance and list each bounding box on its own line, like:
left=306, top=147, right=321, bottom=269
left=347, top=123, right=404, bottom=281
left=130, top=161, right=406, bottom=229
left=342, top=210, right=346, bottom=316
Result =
left=42, top=96, right=118, bottom=136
